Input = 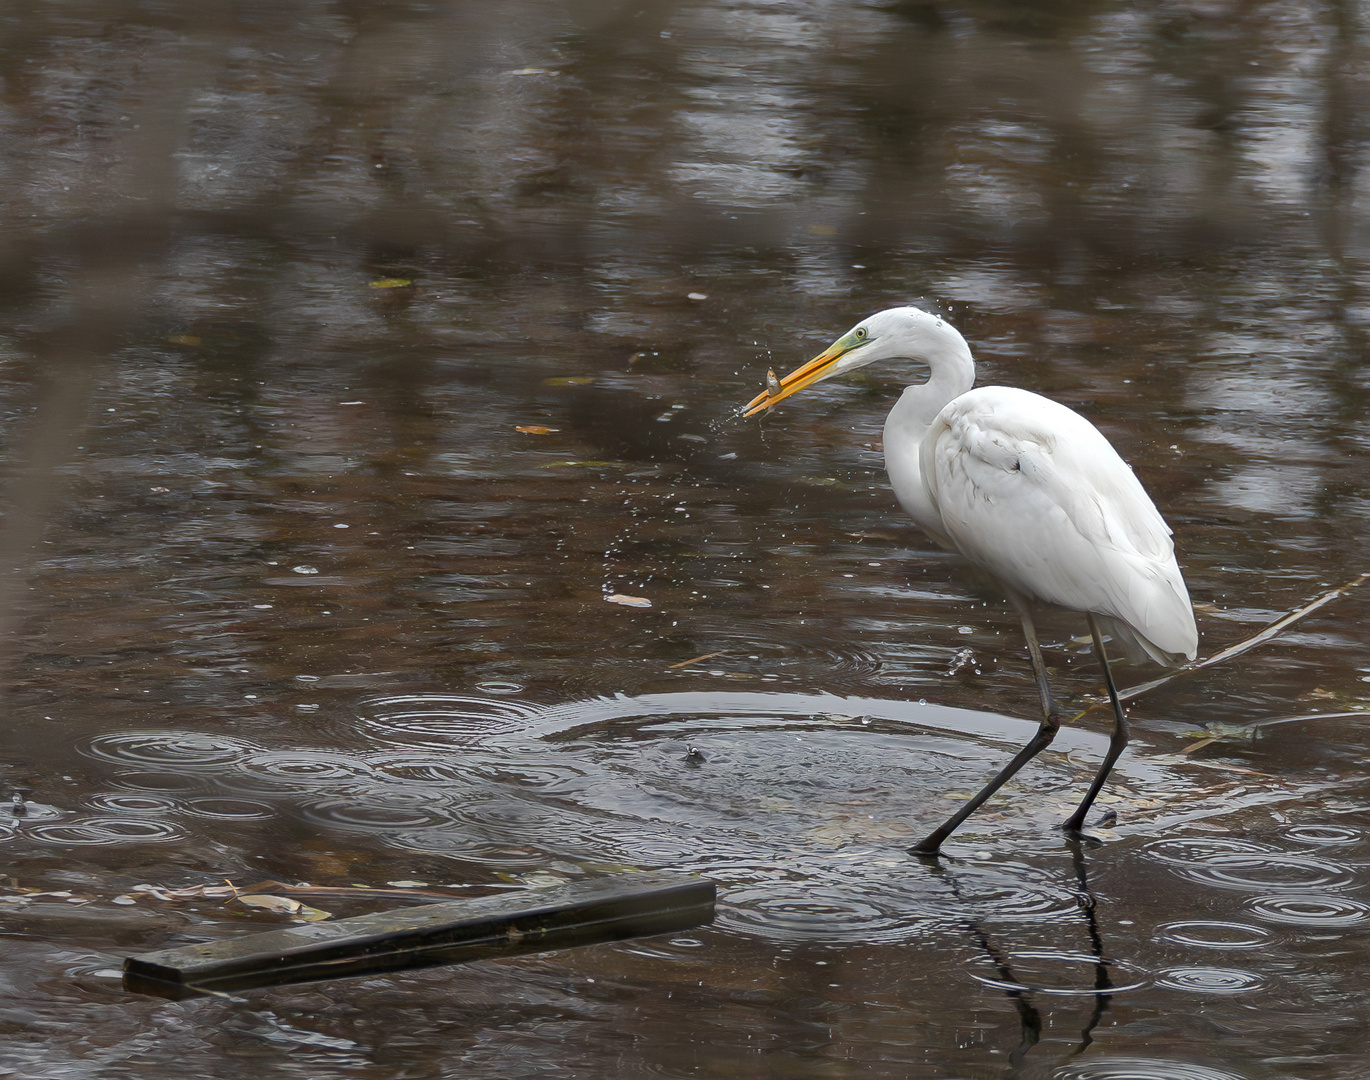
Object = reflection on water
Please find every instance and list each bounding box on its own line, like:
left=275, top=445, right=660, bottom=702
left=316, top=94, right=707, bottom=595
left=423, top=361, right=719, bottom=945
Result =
left=0, top=0, right=1367, bottom=1076
left=7, top=690, right=1370, bottom=1076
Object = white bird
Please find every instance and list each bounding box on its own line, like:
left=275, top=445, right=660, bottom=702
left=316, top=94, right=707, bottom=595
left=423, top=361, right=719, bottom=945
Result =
left=742, top=305, right=1197, bottom=855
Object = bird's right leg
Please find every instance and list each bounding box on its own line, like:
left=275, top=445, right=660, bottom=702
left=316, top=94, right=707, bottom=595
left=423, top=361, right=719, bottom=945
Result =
left=911, top=603, right=1062, bottom=856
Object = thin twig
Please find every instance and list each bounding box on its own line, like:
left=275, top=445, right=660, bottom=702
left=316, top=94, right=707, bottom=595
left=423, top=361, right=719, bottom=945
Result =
left=1071, top=571, right=1369, bottom=719
left=668, top=650, right=725, bottom=670
left=1179, top=710, right=1369, bottom=754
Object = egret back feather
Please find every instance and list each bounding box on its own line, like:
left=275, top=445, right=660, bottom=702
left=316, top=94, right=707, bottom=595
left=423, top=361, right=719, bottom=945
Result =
left=921, top=387, right=1196, bottom=664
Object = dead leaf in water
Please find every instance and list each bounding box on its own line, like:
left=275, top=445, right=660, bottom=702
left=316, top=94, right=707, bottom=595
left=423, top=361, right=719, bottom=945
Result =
left=368, top=278, right=412, bottom=289
left=544, top=376, right=595, bottom=386
left=234, top=894, right=302, bottom=914
left=515, top=425, right=560, bottom=435
left=605, top=593, right=652, bottom=608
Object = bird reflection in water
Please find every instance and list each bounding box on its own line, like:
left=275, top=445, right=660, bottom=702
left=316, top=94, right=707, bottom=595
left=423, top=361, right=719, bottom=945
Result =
left=925, top=840, right=1118, bottom=1076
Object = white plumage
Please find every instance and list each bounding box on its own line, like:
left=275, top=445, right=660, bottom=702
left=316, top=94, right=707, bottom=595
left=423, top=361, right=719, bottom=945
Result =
left=743, top=305, right=1197, bottom=853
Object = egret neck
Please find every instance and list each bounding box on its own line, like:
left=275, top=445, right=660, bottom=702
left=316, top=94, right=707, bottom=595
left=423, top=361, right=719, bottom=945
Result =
left=881, top=317, right=975, bottom=547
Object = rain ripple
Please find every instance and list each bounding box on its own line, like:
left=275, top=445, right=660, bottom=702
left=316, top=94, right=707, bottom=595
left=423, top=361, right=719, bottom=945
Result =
left=388, top=830, right=551, bottom=868
left=299, top=793, right=459, bottom=833
left=184, top=798, right=275, bottom=820
left=1154, top=966, right=1267, bottom=994
left=1142, top=837, right=1274, bottom=865
left=1051, top=1060, right=1248, bottom=1080
left=87, top=793, right=178, bottom=816
left=111, top=771, right=205, bottom=794
left=1152, top=921, right=1273, bottom=950
left=83, top=731, right=259, bottom=770
left=966, top=950, right=1149, bottom=995
left=25, top=817, right=185, bottom=846
left=466, top=759, right=589, bottom=793
left=718, top=883, right=907, bottom=944
left=225, top=751, right=376, bottom=794
left=1165, top=853, right=1353, bottom=894
left=1245, top=893, right=1370, bottom=928
left=358, top=694, right=541, bottom=749
left=368, top=751, right=480, bottom=786
left=1281, top=823, right=1363, bottom=846
left=717, top=858, right=1082, bottom=945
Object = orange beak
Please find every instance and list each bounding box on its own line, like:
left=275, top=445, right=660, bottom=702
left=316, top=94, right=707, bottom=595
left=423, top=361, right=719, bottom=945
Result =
left=740, top=340, right=852, bottom=417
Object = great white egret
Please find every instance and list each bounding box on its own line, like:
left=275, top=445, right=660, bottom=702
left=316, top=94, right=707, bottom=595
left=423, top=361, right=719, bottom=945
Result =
left=742, top=306, right=1197, bottom=855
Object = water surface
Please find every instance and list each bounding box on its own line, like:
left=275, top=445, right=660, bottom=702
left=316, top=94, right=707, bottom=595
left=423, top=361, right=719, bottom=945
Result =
left=0, top=1, right=1368, bottom=1077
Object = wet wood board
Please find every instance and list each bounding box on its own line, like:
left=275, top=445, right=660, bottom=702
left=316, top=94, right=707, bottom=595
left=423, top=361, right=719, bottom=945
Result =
left=124, top=871, right=715, bottom=999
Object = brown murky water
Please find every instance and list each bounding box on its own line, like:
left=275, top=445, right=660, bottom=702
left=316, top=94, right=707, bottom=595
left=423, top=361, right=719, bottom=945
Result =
left=0, top=2, right=1368, bottom=1077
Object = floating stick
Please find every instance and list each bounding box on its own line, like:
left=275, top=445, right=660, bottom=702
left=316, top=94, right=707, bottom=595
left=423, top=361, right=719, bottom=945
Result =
left=124, top=871, right=714, bottom=1000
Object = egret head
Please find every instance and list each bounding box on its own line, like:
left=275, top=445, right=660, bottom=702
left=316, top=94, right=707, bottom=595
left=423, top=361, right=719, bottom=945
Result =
left=741, top=305, right=970, bottom=417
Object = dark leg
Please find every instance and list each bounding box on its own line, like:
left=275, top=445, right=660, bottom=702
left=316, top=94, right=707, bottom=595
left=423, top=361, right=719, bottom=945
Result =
left=1015, top=599, right=1062, bottom=725
left=1062, top=613, right=1130, bottom=833
left=911, top=603, right=1061, bottom=856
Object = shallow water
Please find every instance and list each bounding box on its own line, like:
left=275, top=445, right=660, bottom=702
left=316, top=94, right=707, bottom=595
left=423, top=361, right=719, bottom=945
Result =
left=0, top=1, right=1368, bottom=1077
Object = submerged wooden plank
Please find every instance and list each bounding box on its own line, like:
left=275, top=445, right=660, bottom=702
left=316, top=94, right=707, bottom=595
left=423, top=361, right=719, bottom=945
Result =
left=124, top=871, right=715, bottom=999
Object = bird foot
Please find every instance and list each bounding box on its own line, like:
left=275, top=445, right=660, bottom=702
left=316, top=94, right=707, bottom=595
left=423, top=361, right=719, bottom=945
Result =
left=1060, top=820, right=1105, bottom=848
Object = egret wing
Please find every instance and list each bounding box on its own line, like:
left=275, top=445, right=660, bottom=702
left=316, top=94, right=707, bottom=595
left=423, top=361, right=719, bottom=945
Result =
left=923, top=387, right=1197, bottom=662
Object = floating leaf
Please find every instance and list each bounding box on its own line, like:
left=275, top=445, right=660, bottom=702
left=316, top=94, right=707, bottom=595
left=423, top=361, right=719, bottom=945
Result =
left=515, top=425, right=560, bottom=435
left=368, top=278, right=412, bottom=289
left=235, top=894, right=302, bottom=914
left=605, top=593, right=652, bottom=608
left=295, top=904, right=333, bottom=922
left=167, top=334, right=201, bottom=346
left=518, top=871, right=568, bottom=889
left=543, top=376, right=594, bottom=386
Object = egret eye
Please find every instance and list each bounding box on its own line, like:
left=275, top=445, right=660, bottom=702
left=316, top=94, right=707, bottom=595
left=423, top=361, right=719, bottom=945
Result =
left=854, top=327, right=867, bottom=340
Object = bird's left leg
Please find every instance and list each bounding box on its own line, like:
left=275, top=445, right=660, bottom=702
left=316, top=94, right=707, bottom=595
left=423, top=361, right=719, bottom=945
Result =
left=1063, top=613, right=1129, bottom=833
left=1014, top=598, right=1063, bottom=724
left=910, top=602, right=1062, bottom=856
